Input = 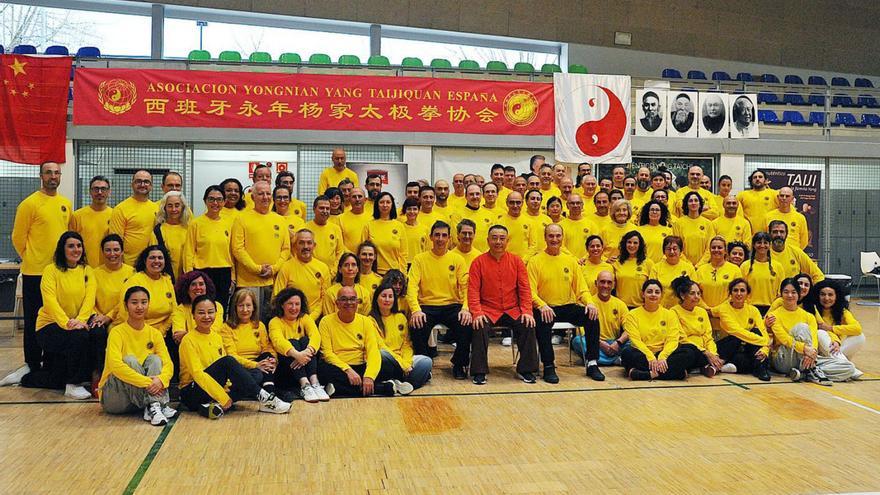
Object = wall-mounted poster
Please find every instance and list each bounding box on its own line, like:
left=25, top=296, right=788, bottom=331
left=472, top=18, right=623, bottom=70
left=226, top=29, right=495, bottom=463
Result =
left=698, top=92, right=729, bottom=137
left=635, top=89, right=667, bottom=136
left=730, top=94, right=759, bottom=139
left=666, top=91, right=698, bottom=137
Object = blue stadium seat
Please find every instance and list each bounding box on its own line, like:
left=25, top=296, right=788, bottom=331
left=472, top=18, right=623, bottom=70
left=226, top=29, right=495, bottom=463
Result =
left=858, top=94, right=880, bottom=108
left=76, top=46, right=101, bottom=58
left=735, top=72, right=753, bottom=82
left=832, top=94, right=856, bottom=107
left=833, top=113, right=864, bottom=127
left=809, top=111, right=826, bottom=125
left=711, top=71, right=732, bottom=81
left=662, top=68, right=682, bottom=79
left=44, top=45, right=69, bottom=56
left=762, top=73, right=780, bottom=83
left=0, top=45, right=4, bottom=54
left=13, top=44, right=37, bottom=55
left=784, top=75, right=804, bottom=85
left=687, top=70, right=707, bottom=80
left=854, top=78, right=874, bottom=88
left=782, top=111, right=810, bottom=125
left=758, top=110, right=781, bottom=124
left=860, top=114, right=880, bottom=127
left=758, top=92, right=781, bottom=104
left=783, top=93, right=807, bottom=105
left=831, top=77, right=850, bottom=87
left=808, top=93, right=826, bottom=106
left=808, top=75, right=827, bottom=86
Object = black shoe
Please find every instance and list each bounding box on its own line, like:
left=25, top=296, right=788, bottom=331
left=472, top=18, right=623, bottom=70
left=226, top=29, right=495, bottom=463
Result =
left=628, top=368, right=651, bottom=381
left=472, top=373, right=487, bottom=385
left=198, top=402, right=224, bottom=419
left=452, top=365, right=467, bottom=380
left=518, top=372, right=537, bottom=384
left=427, top=346, right=439, bottom=359
left=586, top=365, right=606, bottom=381
left=277, top=389, right=298, bottom=403
left=753, top=361, right=771, bottom=382
left=543, top=366, right=559, bottom=384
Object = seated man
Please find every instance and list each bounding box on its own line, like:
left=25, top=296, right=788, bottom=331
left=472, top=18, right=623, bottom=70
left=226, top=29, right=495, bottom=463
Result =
left=528, top=224, right=604, bottom=382
left=317, top=286, right=413, bottom=397
left=468, top=225, right=539, bottom=385
left=572, top=270, right=630, bottom=366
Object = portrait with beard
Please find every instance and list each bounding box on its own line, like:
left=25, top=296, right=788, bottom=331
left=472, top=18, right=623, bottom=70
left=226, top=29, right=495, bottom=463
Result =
left=669, top=93, right=695, bottom=133
left=700, top=93, right=727, bottom=135
left=638, top=90, right=663, bottom=132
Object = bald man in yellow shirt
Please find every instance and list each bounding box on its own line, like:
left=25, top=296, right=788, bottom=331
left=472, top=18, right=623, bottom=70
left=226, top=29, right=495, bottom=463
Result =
left=318, top=148, right=359, bottom=194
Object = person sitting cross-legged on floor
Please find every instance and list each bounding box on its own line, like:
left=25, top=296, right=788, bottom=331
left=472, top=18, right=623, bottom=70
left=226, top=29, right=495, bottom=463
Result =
left=371, top=282, right=433, bottom=391
left=571, top=270, right=630, bottom=366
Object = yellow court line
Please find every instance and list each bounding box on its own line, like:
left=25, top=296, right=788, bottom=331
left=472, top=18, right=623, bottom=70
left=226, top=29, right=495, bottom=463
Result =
left=809, top=383, right=880, bottom=415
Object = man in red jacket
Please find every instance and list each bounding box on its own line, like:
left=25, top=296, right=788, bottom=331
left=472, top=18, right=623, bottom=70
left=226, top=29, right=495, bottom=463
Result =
left=467, top=225, right=539, bottom=385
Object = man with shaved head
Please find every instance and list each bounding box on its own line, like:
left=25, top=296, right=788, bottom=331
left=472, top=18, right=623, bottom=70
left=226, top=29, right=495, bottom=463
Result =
left=571, top=270, right=630, bottom=367
left=499, top=192, right=539, bottom=263
left=318, top=147, right=359, bottom=194
left=764, top=187, right=809, bottom=249
left=712, top=195, right=752, bottom=246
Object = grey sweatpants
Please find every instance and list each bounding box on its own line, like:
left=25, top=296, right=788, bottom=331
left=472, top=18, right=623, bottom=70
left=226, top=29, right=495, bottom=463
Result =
left=100, top=355, right=169, bottom=414
left=772, top=324, right=855, bottom=381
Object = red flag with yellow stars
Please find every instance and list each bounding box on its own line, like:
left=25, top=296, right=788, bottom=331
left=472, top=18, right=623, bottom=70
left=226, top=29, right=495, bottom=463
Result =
left=0, top=55, right=72, bottom=164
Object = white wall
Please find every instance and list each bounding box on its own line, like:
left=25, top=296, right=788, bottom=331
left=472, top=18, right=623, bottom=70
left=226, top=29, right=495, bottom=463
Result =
left=719, top=154, right=746, bottom=194
left=432, top=147, right=555, bottom=182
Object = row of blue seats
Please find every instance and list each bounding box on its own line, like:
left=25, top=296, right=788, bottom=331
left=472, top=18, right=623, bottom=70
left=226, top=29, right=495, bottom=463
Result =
left=758, top=92, right=879, bottom=108
left=758, top=110, right=880, bottom=127
left=662, top=69, right=875, bottom=88
left=1, top=44, right=101, bottom=57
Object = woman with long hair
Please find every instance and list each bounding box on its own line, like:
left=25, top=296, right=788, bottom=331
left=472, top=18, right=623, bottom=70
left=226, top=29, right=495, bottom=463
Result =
left=770, top=273, right=812, bottom=311
left=185, top=185, right=235, bottom=308
left=152, top=190, right=191, bottom=281
left=649, top=236, right=695, bottom=308
left=740, top=232, right=783, bottom=315
left=711, top=278, right=772, bottom=380
left=221, top=288, right=277, bottom=393
left=370, top=282, right=433, bottom=390
left=694, top=236, right=742, bottom=309
left=672, top=191, right=715, bottom=266
left=637, top=200, right=673, bottom=263
left=121, top=245, right=177, bottom=349
left=363, top=191, right=408, bottom=275
left=382, top=269, right=410, bottom=315
left=357, top=241, right=383, bottom=296
left=323, top=253, right=371, bottom=316
left=805, top=279, right=865, bottom=379
left=612, top=231, right=654, bottom=308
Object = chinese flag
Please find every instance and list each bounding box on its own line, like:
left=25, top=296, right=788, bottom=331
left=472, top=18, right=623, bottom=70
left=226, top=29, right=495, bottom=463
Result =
left=0, top=55, right=72, bottom=164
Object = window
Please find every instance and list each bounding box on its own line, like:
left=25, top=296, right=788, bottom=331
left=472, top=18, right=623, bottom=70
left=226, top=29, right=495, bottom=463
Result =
left=0, top=3, right=151, bottom=56
left=381, top=37, right=560, bottom=68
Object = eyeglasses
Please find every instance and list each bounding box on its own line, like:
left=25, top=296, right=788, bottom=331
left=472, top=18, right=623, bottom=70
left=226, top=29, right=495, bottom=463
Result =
left=337, top=297, right=359, bottom=304
left=206, top=197, right=224, bottom=203
left=134, top=179, right=152, bottom=185
left=90, top=186, right=109, bottom=193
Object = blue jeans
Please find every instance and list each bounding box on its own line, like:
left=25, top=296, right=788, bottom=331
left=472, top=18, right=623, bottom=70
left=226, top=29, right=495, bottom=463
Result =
left=571, top=337, right=629, bottom=366
left=379, top=350, right=433, bottom=390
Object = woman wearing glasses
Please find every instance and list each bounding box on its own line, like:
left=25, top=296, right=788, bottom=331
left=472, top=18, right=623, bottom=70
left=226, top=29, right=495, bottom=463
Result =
left=184, top=186, right=235, bottom=307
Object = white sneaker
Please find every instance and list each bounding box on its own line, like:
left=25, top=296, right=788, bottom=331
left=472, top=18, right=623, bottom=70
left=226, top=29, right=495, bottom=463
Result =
left=0, top=364, right=30, bottom=386
left=313, top=384, right=330, bottom=402
left=325, top=383, right=336, bottom=397
left=64, top=384, right=92, bottom=400
left=161, top=405, right=177, bottom=419
left=720, top=363, right=738, bottom=374
left=143, top=403, right=168, bottom=426
left=259, top=392, right=291, bottom=414
left=300, top=384, right=319, bottom=403
left=852, top=368, right=864, bottom=380
left=501, top=337, right=512, bottom=346
left=612, top=356, right=622, bottom=366
left=387, top=379, right=414, bottom=396
left=551, top=335, right=562, bottom=345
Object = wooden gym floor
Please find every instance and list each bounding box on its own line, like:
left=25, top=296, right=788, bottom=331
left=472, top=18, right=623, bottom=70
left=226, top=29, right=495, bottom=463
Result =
left=1, top=303, right=879, bottom=494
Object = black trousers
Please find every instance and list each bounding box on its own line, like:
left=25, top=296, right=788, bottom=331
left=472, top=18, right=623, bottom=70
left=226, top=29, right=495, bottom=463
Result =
left=245, top=352, right=275, bottom=386
left=470, top=313, right=538, bottom=376
left=621, top=344, right=694, bottom=380
left=534, top=304, right=600, bottom=367
left=180, top=355, right=261, bottom=410
left=275, top=337, right=318, bottom=388
left=164, top=332, right=180, bottom=383
left=22, top=275, right=44, bottom=369
left=411, top=304, right=471, bottom=367
left=90, top=325, right=109, bottom=375
left=717, top=329, right=764, bottom=373
left=316, top=360, right=396, bottom=397
left=34, top=324, right=90, bottom=385
left=200, top=267, right=233, bottom=310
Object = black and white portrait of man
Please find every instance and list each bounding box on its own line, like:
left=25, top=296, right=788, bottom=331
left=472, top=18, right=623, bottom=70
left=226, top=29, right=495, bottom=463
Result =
left=699, top=93, right=728, bottom=137
left=730, top=94, right=759, bottom=138
left=635, top=89, right=667, bottom=136
left=667, top=91, right=697, bottom=137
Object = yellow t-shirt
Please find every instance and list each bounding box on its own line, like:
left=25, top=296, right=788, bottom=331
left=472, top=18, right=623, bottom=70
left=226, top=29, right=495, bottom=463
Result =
left=674, top=186, right=718, bottom=220
left=499, top=214, right=539, bottom=263
left=359, top=272, right=383, bottom=296
left=613, top=258, right=654, bottom=307
left=672, top=215, right=715, bottom=266
left=93, top=264, right=135, bottom=319
left=12, top=191, right=73, bottom=275
left=712, top=214, right=752, bottom=247
left=740, top=260, right=784, bottom=307
left=816, top=308, right=862, bottom=343
left=649, top=258, right=696, bottom=309
left=70, top=205, right=113, bottom=267
left=219, top=321, right=273, bottom=368
left=323, top=283, right=371, bottom=316
left=363, top=219, right=408, bottom=275
left=318, top=166, right=359, bottom=194
left=737, top=188, right=778, bottom=233
left=671, top=304, right=716, bottom=353
left=317, top=312, right=382, bottom=379
left=273, top=256, right=331, bottom=321
left=623, top=306, right=682, bottom=360
left=109, top=197, right=159, bottom=266
left=601, top=222, right=634, bottom=260
left=528, top=251, right=593, bottom=307
left=772, top=244, right=824, bottom=281
left=694, top=261, right=740, bottom=308
left=185, top=214, right=234, bottom=272
left=764, top=209, right=809, bottom=250
left=450, top=206, right=497, bottom=252
left=36, top=264, right=96, bottom=330
left=230, top=209, right=291, bottom=287
left=637, top=224, right=673, bottom=263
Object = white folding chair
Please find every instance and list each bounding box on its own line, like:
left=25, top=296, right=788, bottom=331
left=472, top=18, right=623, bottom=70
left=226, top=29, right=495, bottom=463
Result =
left=854, top=251, right=880, bottom=299
left=429, top=324, right=448, bottom=348
left=551, top=322, right=578, bottom=365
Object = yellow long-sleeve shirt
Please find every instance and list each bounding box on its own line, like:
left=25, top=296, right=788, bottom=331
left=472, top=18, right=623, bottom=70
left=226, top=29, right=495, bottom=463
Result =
left=559, top=216, right=597, bottom=260
left=674, top=186, right=718, bottom=220
left=623, top=306, right=682, bottom=360
left=98, top=322, right=173, bottom=392
left=220, top=206, right=243, bottom=222
left=672, top=215, right=715, bottom=266
left=290, top=197, right=307, bottom=220
left=450, top=206, right=496, bottom=252
left=375, top=312, right=414, bottom=370
left=150, top=222, right=188, bottom=280
left=184, top=214, right=234, bottom=272
left=171, top=302, right=225, bottom=335
left=737, top=188, right=777, bottom=233
left=528, top=251, right=593, bottom=308
left=769, top=305, right=818, bottom=354
left=694, top=261, right=741, bottom=308
left=816, top=308, right=862, bottom=344
left=402, top=222, right=429, bottom=264
left=359, top=272, right=383, bottom=294
left=36, top=264, right=96, bottom=330
left=499, top=214, right=539, bottom=262
left=317, top=312, right=382, bottom=379
left=363, top=219, right=408, bottom=274
left=305, top=220, right=346, bottom=270
left=711, top=300, right=770, bottom=356
left=712, top=215, right=752, bottom=247
left=109, top=197, right=158, bottom=266
left=268, top=315, right=321, bottom=356
left=272, top=256, right=330, bottom=321
left=118, top=273, right=176, bottom=333
left=613, top=258, right=654, bottom=307
left=600, top=222, right=632, bottom=259
left=637, top=224, right=673, bottom=263
left=318, top=166, right=359, bottom=194
left=220, top=321, right=273, bottom=369
left=178, top=329, right=231, bottom=404
left=740, top=260, right=784, bottom=307
left=672, top=304, right=717, bottom=353
left=70, top=205, right=112, bottom=267
left=582, top=259, right=614, bottom=296
left=772, top=244, right=824, bottom=281
left=230, top=209, right=290, bottom=287
left=417, top=209, right=449, bottom=230
left=324, top=283, right=371, bottom=316
left=12, top=191, right=73, bottom=275
left=339, top=209, right=371, bottom=253
left=765, top=209, right=809, bottom=249
left=650, top=258, right=696, bottom=309
left=406, top=250, right=468, bottom=312
left=94, top=264, right=135, bottom=319
left=596, top=295, right=629, bottom=340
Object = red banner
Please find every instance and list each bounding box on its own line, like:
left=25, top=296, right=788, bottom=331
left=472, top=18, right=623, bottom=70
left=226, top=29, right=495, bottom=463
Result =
left=73, top=68, right=554, bottom=135
left=0, top=55, right=71, bottom=164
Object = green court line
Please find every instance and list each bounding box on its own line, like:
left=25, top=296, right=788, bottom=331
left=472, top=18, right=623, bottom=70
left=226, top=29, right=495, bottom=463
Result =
left=122, top=416, right=178, bottom=495
left=723, top=378, right=751, bottom=390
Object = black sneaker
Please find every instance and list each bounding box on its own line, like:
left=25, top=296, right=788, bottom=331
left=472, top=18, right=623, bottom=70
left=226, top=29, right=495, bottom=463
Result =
left=543, top=366, right=559, bottom=384
left=198, top=402, right=224, bottom=420
left=518, top=372, right=537, bottom=384
left=586, top=365, right=606, bottom=381
left=628, top=369, right=651, bottom=381
left=753, top=361, right=771, bottom=382
left=452, top=365, right=467, bottom=380
left=472, top=373, right=487, bottom=385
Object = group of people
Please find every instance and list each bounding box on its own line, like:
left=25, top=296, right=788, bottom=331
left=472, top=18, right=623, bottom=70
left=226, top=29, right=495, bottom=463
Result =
left=1, top=150, right=866, bottom=424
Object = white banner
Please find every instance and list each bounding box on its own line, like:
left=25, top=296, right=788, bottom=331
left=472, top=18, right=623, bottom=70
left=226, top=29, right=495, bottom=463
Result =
left=554, top=73, right=631, bottom=164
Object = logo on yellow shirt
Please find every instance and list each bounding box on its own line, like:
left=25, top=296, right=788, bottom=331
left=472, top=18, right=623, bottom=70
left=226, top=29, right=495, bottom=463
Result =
left=697, top=316, right=704, bottom=322
left=61, top=205, right=67, bottom=212
left=253, top=331, right=260, bottom=338
left=748, top=318, right=754, bottom=324
left=166, top=292, right=172, bottom=298
left=612, top=309, right=618, bottom=315
left=146, top=341, right=154, bottom=350
left=660, top=320, right=666, bottom=326
left=273, top=225, right=280, bottom=230
left=699, top=225, right=705, bottom=230
left=356, top=333, right=363, bottom=340
left=398, top=324, right=404, bottom=331
left=448, top=265, right=455, bottom=271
